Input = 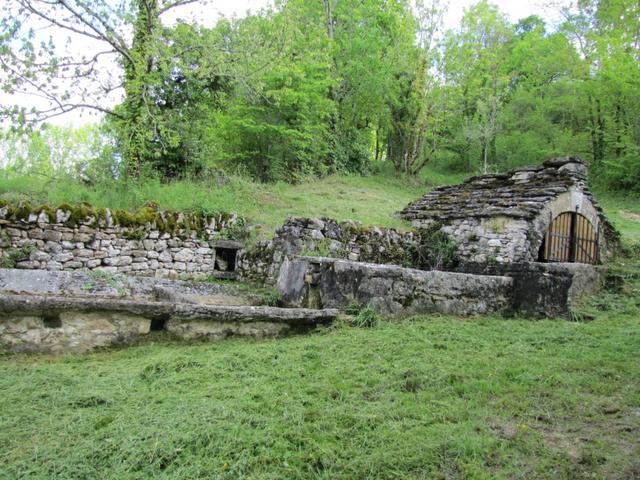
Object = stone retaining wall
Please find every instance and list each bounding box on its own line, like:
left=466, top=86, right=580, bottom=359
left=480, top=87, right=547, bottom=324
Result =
left=238, top=217, right=415, bottom=283
left=0, top=203, right=240, bottom=278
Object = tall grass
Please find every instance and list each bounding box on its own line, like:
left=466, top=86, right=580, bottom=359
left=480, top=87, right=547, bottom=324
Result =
left=0, top=169, right=438, bottom=232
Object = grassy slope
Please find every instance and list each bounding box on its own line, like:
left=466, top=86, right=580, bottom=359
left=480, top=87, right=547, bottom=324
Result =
left=0, top=171, right=638, bottom=479
left=1, top=167, right=457, bottom=232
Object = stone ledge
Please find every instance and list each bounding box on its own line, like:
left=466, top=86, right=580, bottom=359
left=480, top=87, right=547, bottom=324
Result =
left=0, top=293, right=338, bottom=325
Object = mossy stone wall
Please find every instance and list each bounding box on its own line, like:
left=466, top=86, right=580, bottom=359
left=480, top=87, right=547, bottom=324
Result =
left=0, top=201, right=241, bottom=278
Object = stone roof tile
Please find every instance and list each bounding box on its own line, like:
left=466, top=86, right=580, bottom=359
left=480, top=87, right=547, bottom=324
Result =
left=400, top=157, right=587, bottom=221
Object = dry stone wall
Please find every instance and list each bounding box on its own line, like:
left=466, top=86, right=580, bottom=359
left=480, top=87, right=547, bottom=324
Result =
left=238, top=216, right=415, bottom=283
left=0, top=202, right=240, bottom=278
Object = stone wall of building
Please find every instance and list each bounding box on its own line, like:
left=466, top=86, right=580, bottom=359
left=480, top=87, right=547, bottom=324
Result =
left=419, top=188, right=613, bottom=265
left=438, top=216, right=531, bottom=264
left=401, top=158, right=618, bottom=265
left=0, top=202, right=241, bottom=278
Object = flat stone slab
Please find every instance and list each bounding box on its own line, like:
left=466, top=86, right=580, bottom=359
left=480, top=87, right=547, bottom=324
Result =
left=0, top=268, right=259, bottom=305
left=0, top=292, right=338, bottom=354
left=0, top=293, right=338, bottom=325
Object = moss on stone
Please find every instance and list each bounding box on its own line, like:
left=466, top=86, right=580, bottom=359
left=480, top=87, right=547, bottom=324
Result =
left=34, top=204, right=56, bottom=222
left=132, top=207, right=158, bottom=226
left=94, top=208, right=109, bottom=226
left=7, top=201, right=33, bottom=221
left=64, top=202, right=95, bottom=227
left=0, top=200, right=241, bottom=237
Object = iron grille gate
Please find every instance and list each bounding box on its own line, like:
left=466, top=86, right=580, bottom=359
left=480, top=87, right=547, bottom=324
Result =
left=541, top=212, right=599, bottom=264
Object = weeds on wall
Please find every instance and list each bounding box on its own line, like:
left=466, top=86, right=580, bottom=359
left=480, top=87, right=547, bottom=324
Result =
left=0, top=245, right=35, bottom=268
left=404, top=223, right=458, bottom=271
left=342, top=301, right=380, bottom=328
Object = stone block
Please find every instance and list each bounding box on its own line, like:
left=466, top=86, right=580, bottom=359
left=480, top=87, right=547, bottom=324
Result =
left=173, top=249, right=194, bottom=262
left=30, top=251, right=51, bottom=262
left=103, top=256, right=132, bottom=267
left=16, top=260, right=40, bottom=269
left=28, top=228, right=45, bottom=240
left=158, top=251, right=172, bottom=263
left=53, top=253, right=74, bottom=263
left=43, top=230, right=62, bottom=242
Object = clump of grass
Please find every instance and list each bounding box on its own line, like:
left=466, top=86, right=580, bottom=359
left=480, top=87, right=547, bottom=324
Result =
left=352, top=306, right=379, bottom=328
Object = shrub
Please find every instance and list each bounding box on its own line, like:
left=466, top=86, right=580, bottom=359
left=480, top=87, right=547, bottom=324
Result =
left=404, top=223, right=458, bottom=271
left=0, top=245, right=35, bottom=268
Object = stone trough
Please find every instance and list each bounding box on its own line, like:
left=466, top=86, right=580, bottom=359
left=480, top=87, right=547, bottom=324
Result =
left=278, top=256, right=514, bottom=316
left=0, top=269, right=338, bottom=353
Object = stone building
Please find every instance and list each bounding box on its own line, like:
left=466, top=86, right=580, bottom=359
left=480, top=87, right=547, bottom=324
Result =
left=399, top=157, right=618, bottom=265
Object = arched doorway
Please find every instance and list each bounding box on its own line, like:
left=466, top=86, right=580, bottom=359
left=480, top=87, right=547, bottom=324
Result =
left=538, top=212, right=599, bottom=264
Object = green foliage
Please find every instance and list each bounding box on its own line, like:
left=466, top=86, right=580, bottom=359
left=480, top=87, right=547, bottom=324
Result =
left=217, top=216, right=249, bottom=242
left=0, top=245, right=35, bottom=268
left=343, top=301, right=363, bottom=316
left=2, top=0, right=640, bottom=189
left=82, top=270, right=129, bottom=296
left=299, top=239, right=333, bottom=258
left=262, top=290, right=284, bottom=308
left=405, top=223, right=458, bottom=271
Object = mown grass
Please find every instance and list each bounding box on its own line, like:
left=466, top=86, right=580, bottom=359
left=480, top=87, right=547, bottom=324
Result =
left=596, top=192, right=640, bottom=244
left=0, top=310, right=638, bottom=479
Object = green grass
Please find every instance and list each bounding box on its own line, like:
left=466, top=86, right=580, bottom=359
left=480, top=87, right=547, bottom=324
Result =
left=1, top=172, right=639, bottom=478
left=596, top=192, right=640, bottom=244
left=0, top=167, right=442, bottom=233
left=0, top=311, right=638, bottom=479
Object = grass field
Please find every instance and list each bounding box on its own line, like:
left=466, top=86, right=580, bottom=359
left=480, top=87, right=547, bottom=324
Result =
left=0, top=170, right=638, bottom=478
left=0, top=305, right=638, bottom=479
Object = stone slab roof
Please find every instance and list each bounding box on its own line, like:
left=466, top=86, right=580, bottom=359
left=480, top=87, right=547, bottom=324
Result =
left=400, top=157, right=590, bottom=222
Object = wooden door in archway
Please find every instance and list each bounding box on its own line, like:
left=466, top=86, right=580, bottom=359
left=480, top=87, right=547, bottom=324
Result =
left=540, top=212, right=599, bottom=264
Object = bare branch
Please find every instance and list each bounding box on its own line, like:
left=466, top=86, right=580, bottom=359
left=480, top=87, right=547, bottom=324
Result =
left=158, top=0, right=200, bottom=15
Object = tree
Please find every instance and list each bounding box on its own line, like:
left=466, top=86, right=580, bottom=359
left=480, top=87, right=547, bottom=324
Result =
left=440, top=0, right=513, bottom=172
left=386, top=0, right=446, bottom=176
left=558, top=0, right=640, bottom=189
left=0, top=0, right=201, bottom=175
